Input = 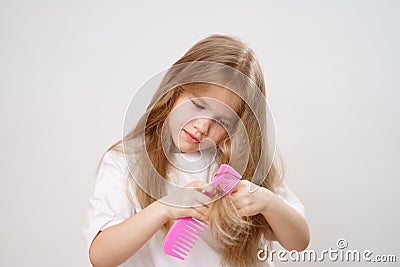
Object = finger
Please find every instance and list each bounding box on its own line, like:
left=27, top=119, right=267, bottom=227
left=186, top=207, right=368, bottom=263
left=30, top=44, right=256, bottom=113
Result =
left=231, top=185, right=241, bottom=193
left=194, top=184, right=217, bottom=198
left=185, top=181, right=217, bottom=199
left=185, top=180, right=208, bottom=188
left=193, top=205, right=209, bottom=215
left=231, top=181, right=246, bottom=193
left=235, top=207, right=248, bottom=217
left=191, top=206, right=210, bottom=221
left=190, top=189, right=212, bottom=205
left=202, top=184, right=216, bottom=195
left=229, top=192, right=246, bottom=204
left=193, top=187, right=221, bottom=204
left=192, top=197, right=210, bottom=208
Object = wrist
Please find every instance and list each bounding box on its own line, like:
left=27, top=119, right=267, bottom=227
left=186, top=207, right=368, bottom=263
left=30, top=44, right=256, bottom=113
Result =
left=260, top=188, right=278, bottom=216
left=151, top=200, right=171, bottom=223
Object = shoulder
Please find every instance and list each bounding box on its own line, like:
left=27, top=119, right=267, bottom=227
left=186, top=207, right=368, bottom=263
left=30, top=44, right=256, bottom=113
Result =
left=82, top=149, right=135, bottom=251
left=98, top=148, right=130, bottom=175
left=94, top=149, right=129, bottom=191
left=101, top=149, right=126, bottom=169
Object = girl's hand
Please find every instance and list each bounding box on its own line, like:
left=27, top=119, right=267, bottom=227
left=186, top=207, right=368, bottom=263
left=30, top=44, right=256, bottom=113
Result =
left=159, top=181, right=214, bottom=221
left=230, top=180, right=310, bottom=251
left=230, top=180, right=273, bottom=217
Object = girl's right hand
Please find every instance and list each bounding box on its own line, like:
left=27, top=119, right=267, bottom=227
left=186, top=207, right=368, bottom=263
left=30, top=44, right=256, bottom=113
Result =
left=159, top=181, right=215, bottom=221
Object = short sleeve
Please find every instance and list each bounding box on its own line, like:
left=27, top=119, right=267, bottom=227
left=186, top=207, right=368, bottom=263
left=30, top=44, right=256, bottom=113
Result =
left=274, top=181, right=306, bottom=218
left=82, top=150, right=135, bottom=252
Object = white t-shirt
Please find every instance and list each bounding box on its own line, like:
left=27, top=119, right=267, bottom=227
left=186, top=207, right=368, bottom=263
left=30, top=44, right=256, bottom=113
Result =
left=82, top=149, right=306, bottom=267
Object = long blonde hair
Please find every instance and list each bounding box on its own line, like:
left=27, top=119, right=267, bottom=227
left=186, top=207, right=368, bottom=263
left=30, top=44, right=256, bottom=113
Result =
left=101, top=34, right=285, bottom=266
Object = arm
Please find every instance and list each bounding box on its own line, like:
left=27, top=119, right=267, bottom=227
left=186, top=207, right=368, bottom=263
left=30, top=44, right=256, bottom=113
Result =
left=89, top=201, right=169, bottom=267
left=260, top=190, right=310, bottom=251
left=230, top=180, right=310, bottom=251
left=89, top=181, right=211, bottom=267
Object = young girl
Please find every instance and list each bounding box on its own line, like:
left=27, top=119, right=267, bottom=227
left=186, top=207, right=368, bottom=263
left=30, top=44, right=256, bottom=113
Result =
left=83, top=34, right=310, bottom=267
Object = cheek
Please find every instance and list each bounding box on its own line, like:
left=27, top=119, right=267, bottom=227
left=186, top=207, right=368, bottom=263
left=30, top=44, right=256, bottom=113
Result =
left=167, top=115, right=180, bottom=143
left=211, top=126, right=228, bottom=143
left=168, top=121, right=183, bottom=144
left=168, top=112, right=187, bottom=134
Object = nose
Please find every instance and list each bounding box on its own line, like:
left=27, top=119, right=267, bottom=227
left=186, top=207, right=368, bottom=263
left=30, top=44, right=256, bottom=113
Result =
left=193, top=118, right=211, bottom=136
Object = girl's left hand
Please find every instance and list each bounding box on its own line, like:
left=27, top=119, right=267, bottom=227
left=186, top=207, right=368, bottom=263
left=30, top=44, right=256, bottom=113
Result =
left=229, top=180, right=273, bottom=217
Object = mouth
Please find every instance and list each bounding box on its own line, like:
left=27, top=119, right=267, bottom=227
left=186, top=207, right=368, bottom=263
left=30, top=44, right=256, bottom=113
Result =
left=183, top=129, right=200, bottom=144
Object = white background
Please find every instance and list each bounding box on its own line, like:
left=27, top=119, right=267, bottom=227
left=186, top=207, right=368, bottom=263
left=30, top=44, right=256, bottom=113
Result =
left=1, top=0, right=399, bottom=266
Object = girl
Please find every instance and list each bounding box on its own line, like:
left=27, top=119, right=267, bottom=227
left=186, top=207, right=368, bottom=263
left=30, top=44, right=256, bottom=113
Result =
left=83, top=34, right=310, bottom=267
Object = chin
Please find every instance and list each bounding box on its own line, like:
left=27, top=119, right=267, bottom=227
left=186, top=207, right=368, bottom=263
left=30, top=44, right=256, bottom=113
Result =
left=179, top=143, right=200, bottom=153
left=170, top=141, right=196, bottom=154
left=180, top=147, right=199, bottom=153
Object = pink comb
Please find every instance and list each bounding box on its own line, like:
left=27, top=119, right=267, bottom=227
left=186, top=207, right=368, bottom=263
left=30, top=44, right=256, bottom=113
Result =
left=203, top=164, right=242, bottom=197
left=163, top=164, right=242, bottom=260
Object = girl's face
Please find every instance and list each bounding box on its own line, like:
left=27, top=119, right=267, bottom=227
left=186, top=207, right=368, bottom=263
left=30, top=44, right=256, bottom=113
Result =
left=167, top=85, right=241, bottom=153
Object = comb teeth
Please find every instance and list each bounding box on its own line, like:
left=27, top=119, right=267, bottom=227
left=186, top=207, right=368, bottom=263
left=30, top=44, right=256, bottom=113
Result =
left=216, top=176, right=238, bottom=191
left=164, top=164, right=242, bottom=260
left=164, top=217, right=208, bottom=260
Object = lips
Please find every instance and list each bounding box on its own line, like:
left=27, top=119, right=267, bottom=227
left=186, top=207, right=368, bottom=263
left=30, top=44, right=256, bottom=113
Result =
left=183, top=129, right=200, bottom=144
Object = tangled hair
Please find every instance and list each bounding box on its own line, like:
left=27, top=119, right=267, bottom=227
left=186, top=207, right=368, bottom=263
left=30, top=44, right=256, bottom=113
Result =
left=101, top=34, right=285, bottom=266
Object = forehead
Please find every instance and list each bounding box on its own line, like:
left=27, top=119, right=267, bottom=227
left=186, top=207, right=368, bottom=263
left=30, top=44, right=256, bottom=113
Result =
left=183, top=83, right=242, bottom=113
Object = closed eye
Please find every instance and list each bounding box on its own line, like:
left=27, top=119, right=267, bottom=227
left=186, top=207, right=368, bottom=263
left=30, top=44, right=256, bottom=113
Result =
left=216, top=119, right=230, bottom=128
left=191, top=100, right=205, bottom=110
